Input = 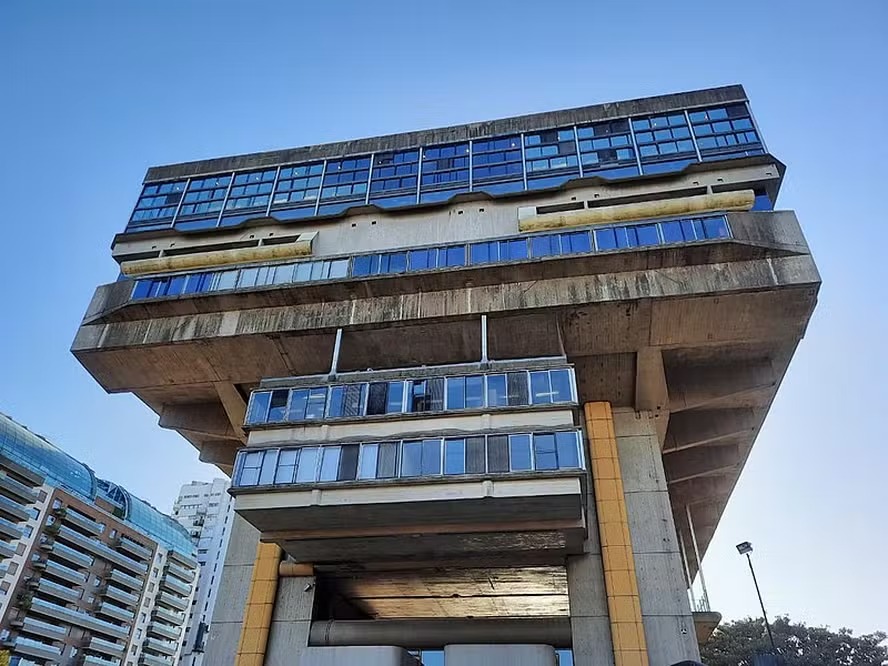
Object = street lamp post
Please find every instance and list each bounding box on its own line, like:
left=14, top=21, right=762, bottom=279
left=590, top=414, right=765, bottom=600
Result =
left=736, top=541, right=776, bottom=652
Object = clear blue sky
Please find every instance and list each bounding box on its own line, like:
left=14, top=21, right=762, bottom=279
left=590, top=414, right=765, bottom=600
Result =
left=2, top=0, right=885, bottom=637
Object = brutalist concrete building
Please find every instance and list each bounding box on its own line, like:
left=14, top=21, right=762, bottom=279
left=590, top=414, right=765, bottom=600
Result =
left=72, top=85, right=819, bottom=666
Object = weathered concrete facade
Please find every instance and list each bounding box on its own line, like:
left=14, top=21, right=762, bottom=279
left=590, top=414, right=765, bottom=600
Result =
left=74, top=86, right=818, bottom=665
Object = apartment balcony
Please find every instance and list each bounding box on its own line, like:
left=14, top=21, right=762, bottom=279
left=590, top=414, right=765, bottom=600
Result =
left=232, top=428, right=587, bottom=563
left=83, top=655, right=122, bottom=666
left=109, top=568, right=144, bottom=591
left=102, top=584, right=140, bottom=607
left=20, top=617, right=69, bottom=642
left=118, top=536, right=152, bottom=560
left=30, top=598, right=128, bottom=640
left=0, top=471, right=39, bottom=504
left=47, top=540, right=94, bottom=569
left=36, top=577, right=83, bottom=604
left=156, top=590, right=189, bottom=612
left=96, top=601, right=135, bottom=623
left=57, top=525, right=147, bottom=574
left=151, top=606, right=184, bottom=626
left=143, top=636, right=178, bottom=657
left=44, top=559, right=88, bottom=585
left=159, top=574, right=191, bottom=597
left=139, top=652, right=174, bottom=666
left=61, top=507, right=104, bottom=536
left=0, top=515, right=24, bottom=540
left=0, top=493, right=29, bottom=522
left=167, top=549, right=198, bottom=570
left=147, top=621, right=181, bottom=641
left=0, top=540, right=15, bottom=560
left=9, top=635, right=64, bottom=662
left=163, top=561, right=195, bottom=584
left=88, top=634, right=127, bottom=657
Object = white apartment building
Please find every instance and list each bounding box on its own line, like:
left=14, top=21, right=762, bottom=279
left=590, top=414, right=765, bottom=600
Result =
left=170, top=479, right=233, bottom=666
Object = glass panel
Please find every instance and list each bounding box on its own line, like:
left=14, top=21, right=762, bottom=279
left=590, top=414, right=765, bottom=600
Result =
left=305, top=388, right=327, bottom=420
left=487, top=374, right=508, bottom=407
left=275, top=450, right=298, bottom=484
left=367, top=382, right=388, bottom=415
left=319, top=447, right=341, bottom=481
left=386, top=381, right=405, bottom=413
left=550, top=369, right=573, bottom=402
left=247, top=392, right=271, bottom=424
left=258, top=450, right=279, bottom=485
left=287, top=389, right=309, bottom=421
left=487, top=435, right=509, bottom=473
left=377, top=442, right=399, bottom=479
left=509, top=434, right=533, bottom=471
left=533, top=434, right=558, bottom=470
left=530, top=371, right=552, bottom=404
left=466, top=437, right=486, bottom=474
left=465, top=375, right=484, bottom=409
left=507, top=372, right=529, bottom=406
left=446, top=376, right=466, bottom=410
left=401, top=441, right=423, bottom=477
left=410, top=378, right=444, bottom=412
left=422, top=439, right=442, bottom=476
left=556, top=432, right=581, bottom=469
left=295, top=447, right=319, bottom=482
left=338, top=444, right=360, bottom=481
left=267, top=390, right=289, bottom=422
left=444, top=439, right=466, bottom=475
left=358, top=444, right=378, bottom=479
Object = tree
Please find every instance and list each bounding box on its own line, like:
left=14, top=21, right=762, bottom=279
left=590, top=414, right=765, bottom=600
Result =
left=701, top=616, right=887, bottom=666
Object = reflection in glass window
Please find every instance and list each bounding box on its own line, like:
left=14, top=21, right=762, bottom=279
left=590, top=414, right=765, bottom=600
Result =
left=533, top=434, right=558, bottom=470
left=239, top=451, right=263, bottom=486
left=487, top=374, right=508, bottom=407
left=472, top=136, right=523, bottom=194
left=509, top=434, right=532, bottom=471
left=225, top=169, right=276, bottom=213
left=295, top=448, right=319, bottom=482
left=555, top=432, right=581, bottom=469
left=577, top=120, right=638, bottom=179
left=690, top=104, right=762, bottom=160
left=444, top=439, right=466, bottom=475
left=319, top=447, right=341, bottom=482
left=632, top=114, right=696, bottom=174
left=267, top=390, right=289, bottom=422
left=273, top=162, right=324, bottom=212
left=258, top=450, right=279, bottom=485
left=358, top=444, right=378, bottom=479
left=420, top=142, right=469, bottom=203
left=177, top=175, right=230, bottom=222
left=410, top=378, right=444, bottom=412
left=275, top=450, right=298, bottom=484
left=370, top=150, right=419, bottom=208
left=247, top=392, right=271, bottom=425
left=130, top=181, right=187, bottom=229
left=524, top=128, right=580, bottom=190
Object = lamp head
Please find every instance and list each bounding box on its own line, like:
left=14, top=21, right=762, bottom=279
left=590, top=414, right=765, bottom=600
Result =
left=736, top=541, right=753, bottom=555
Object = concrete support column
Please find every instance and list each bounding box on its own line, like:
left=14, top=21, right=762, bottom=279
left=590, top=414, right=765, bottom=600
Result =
left=235, top=542, right=283, bottom=665
left=264, top=572, right=317, bottom=666
left=583, top=402, right=649, bottom=666
left=205, top=515, right=262, bottom=666
left=612, top=408, right=699, bottom=665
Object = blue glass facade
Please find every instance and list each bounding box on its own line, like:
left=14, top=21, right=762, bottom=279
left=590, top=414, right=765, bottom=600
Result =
left=0, top=413, right=193, bottom=556
left=124, top=101, right=765, bottom=233
left=129, top=214, right=731, bottom=302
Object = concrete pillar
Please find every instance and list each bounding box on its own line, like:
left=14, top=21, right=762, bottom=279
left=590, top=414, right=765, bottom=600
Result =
left=204, top=514, right=261, bottom=666
left=264, top=574, right=317, bottom=666
left=613, top=408, right=700, bottom=666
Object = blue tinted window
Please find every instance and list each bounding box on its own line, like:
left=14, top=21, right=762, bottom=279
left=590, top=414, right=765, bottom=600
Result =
left=531, top=234, right=561, bottom=257
left=421, top=143, right=469, bottom=198
left=444, top=439, right=466, bottom=475
left=370, top=150, right=419, bottom=205
left=509, top=434, right=532, bottom=471
left=321, top=157, right=371, bottom=202
left=524, top=128, right=579, bottom=187
left=633, top=114, right=696, bottom=172
left=690, top=104, right=762, bottom=159
left=273, top=162, right=323, bottom=211
left=752, top=189, right=773, bottom=211
left=225, top=169, right=276, bottom=212
left=555, top=432, right=580, bottom=469
left=132, top=280, right=152, bottom=299
left=247, top=392, right=271, bottom=424
left=472, top=135, right=523, bottom=192
left=533, top=433, right=558, bottom=470
left=129, top=180, right=187, bottom=228
left=443, top=245, right=466, bottom=267
left=577, top=120, right=636, bottom=175
left=560, top=231, right=592, bottom=254
left=177, top=175, right=230, bottom=220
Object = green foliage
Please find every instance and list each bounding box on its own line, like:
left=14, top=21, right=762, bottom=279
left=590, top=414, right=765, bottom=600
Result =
left=701, top=616, right=887, bottom=666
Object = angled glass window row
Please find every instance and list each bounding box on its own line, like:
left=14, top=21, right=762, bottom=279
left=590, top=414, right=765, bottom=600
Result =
left=244, top=367, right=576, bottom=426
left=129, top=214, right=732, bottom=301
left=231, top=429, right=585, bottom=488
left=125, top=101, right=766, bottom=232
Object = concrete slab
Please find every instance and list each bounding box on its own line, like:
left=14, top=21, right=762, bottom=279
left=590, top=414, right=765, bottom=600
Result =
left=444, top=644, right=557, bottom=666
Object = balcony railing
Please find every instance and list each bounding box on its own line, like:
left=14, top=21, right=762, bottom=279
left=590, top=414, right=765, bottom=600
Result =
left=0, top=540, right=15, bottom=560
left=140, top=653, right=174, bottom=666
left=129, top=214, right=732, bottom=301
left=0, top=472, right=39, bottom=503
left=103, top=584, right=140, bottom=607
left=143, top=636, right=178, bottom=656
left=57, top=525, right=147, bottom=574
left=164, top=561, right=195, bottom=584
left=36, top=577, right=83, bottom=604
left=147, top=621, right=181, bottom=641
left=49, top=540, right=94, bottom=568
left=29, top=598, right=128, bottom=639
left=156, top=591, right=189, bottom=612
left=0, top=493, right=29, bottom=522
left=43, top=559, right=88, bottom=585
left=246, top=366, right=576, bottom=427
left=0, top=515, right=24, bottom=540
left=62, top=507, right=104, bottom=536
left=233, top=430, right=584, bottom=489
left=97, top=601, right=135, bottom=623
left=9, top=635, right=64, bottom=661
left=83, top=655, right=123, bottom=666
left=88, top=634, right=127, bottom=657
left=152, top=606, right=184, bottom=626
left=20, top=616, right=69, bottom=641
left=109, top=568, right=144, bottom=591
left=118, top=536, right=152, bottom=560
left=159, top=575, right=191, bottom=597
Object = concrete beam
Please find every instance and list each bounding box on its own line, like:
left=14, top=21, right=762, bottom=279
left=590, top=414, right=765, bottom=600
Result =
left=198, top=439, right=241, bottom=468
left=214, top=382, right=247, bottom=443
left=635, top=347, right=670, bottom=445
left=663, top=409, right=758, bottom=452
left=663, top=445, right=741, bottom=484
left=159, top=402, right=242, bottom=441
left=667, top=360, right=777, bottom=412
left=668, top=475, right=735, bottom=507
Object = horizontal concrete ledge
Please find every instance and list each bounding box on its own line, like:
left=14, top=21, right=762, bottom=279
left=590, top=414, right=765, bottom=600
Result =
left=308, top=618, right=572, bottom=649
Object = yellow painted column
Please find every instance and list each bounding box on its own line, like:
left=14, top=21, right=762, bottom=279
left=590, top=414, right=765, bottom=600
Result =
left=234, top=542, right=282, bottom=666
left=584, top=402, right=649, bottom=666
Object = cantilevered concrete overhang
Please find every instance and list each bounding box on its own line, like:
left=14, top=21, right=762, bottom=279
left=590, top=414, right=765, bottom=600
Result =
left=73, top=208, right=819, bottom=559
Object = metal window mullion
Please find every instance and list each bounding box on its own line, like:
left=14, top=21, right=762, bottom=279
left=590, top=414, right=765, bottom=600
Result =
left=519, top=133, right=528, bottom=191
left=685, top=110, right=703, bottom=163
left=214, top=174, right=236, bottom=227
left=415, top=148, right=424, bottom=204
left=314, top=160, right=328, bottom=216
left=170, top=177, right=192, bottom=227
left=745, top=101, right=769, bottom=153
left=364, top=154, right=375, bottom=205
left=627, top=118, right=645, bottom=175
left=573, top=126, right=584, bottom=178
left=265, top=167, right=282, bottom=217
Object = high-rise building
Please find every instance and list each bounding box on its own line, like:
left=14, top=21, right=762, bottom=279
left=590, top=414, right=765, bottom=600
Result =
left=170, top=479, right=234, bottom=665
left=0, top=413, right=200, bottom=666
left=73, top=85, right=819, bottom=666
